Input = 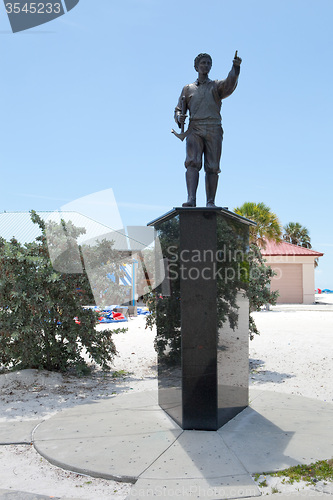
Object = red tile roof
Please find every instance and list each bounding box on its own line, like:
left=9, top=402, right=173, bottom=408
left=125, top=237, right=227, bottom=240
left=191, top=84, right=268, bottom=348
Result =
left=261, top=239, right=324, bottom=257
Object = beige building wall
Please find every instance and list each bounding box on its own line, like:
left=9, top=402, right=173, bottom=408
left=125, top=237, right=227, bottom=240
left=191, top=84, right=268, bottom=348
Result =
left=264, top=255, right=316, bottom=304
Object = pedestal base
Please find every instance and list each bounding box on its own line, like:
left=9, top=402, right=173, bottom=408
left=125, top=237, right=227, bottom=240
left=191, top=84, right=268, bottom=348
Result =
left=148, top=207, right=255, bottom=430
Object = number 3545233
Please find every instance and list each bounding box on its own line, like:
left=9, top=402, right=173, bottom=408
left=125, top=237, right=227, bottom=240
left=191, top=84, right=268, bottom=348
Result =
left=5, top=3, right=62, bottom=14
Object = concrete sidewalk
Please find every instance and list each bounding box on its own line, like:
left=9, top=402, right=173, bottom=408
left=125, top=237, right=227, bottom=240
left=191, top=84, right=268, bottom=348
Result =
left=2, top=388, right=332, bottom=499
left=0, top=491, right=81, bottom=499
left=0, top=490, right=329, bottom=500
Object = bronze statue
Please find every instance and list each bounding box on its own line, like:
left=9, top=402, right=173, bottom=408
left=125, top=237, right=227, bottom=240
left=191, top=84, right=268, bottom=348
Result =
left=173, top=52, right=242, bottom=208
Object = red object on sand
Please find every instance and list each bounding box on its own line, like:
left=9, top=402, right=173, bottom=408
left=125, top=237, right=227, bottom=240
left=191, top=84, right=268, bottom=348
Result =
left=112, top=311, right=125, bottom=320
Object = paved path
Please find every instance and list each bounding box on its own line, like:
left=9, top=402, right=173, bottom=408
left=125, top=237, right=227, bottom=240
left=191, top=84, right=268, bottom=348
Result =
left=2, top=388, right=332, bottom=499
left=0, top=491, right=81, bottom=499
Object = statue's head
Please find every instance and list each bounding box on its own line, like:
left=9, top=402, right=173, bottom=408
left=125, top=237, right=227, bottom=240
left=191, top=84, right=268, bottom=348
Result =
left=194, top=53, right=212, bottom=72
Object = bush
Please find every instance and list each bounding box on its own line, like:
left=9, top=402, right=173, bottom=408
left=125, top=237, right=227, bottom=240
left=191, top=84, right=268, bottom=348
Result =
left=0, top=211, right=125, bottom=374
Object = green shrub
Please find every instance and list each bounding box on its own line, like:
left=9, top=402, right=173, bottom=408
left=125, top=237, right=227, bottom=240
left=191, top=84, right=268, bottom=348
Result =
left=0, top=211, right=125, bottom=374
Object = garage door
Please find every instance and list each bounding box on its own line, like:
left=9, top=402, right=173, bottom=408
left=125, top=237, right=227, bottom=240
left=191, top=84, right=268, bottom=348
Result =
left=270, top=264, right=303, bottom=304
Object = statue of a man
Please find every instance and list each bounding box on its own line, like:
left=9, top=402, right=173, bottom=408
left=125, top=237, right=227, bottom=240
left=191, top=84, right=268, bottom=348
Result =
left=174, top=52, right=242, bottom=208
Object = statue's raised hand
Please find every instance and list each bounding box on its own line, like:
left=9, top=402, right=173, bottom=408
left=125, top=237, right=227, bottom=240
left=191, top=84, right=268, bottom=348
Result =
left=233, top=50, right=242, bottom=66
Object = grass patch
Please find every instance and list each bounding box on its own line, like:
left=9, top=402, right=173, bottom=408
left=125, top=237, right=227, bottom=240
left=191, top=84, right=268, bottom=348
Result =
left=258, top=480, right=268, bottom=488
left=270, top=459, right=333, bottom=485
left=111, top=369, right=131, bottom=378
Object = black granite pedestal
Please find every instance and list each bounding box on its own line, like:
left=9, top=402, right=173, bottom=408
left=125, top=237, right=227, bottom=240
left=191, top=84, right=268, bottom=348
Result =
left=148, top=207, right=255, bottom=431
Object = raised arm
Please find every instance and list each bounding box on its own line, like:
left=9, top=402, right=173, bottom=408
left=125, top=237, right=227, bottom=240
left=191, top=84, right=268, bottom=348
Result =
left=217, top=51, right=242, bottom=99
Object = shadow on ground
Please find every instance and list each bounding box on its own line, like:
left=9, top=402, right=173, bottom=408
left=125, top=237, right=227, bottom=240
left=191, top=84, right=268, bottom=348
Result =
left=249, top=359, right=295, bottom=384
left=0, top=366, right=158, bottom=422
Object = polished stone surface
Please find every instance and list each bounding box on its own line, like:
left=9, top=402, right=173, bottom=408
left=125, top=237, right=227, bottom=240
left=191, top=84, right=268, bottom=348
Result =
left=149, top=208, right=253, bottom=430
left=217, top=292, right=250, bottom=426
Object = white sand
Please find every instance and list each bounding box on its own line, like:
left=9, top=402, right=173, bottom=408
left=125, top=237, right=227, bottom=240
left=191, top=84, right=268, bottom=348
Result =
left=0, top=296, right=333, bottom=498
left=249, top=298, right=333, bottom=403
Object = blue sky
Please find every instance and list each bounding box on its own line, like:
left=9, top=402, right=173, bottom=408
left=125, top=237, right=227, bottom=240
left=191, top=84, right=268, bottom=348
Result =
left=0, top=0, right=332, bottom=288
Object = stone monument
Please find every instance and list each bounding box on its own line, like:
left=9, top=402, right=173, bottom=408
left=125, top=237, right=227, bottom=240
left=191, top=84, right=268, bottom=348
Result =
left=149, top=207, right=254, bottom=430
left=148, top=52, right=253, bottom=431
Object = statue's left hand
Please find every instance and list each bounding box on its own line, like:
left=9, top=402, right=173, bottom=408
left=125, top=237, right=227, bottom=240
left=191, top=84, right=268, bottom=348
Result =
left=233, top=50, right=242, bottom=66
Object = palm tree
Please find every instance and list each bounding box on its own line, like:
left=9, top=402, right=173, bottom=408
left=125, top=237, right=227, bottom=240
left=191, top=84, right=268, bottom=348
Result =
left=234, top=202, right=282, bottom=247
left=283, top=222, right=312, bottom=248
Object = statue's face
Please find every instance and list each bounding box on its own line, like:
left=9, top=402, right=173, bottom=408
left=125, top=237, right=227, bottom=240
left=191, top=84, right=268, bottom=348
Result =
left=197, top=57, right=212, bottom=75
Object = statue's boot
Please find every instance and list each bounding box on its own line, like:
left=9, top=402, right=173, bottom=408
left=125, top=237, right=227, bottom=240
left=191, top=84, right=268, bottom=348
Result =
left=182, top=167, right=199, bottom=207
left=206, top=172, right=219, bottom=208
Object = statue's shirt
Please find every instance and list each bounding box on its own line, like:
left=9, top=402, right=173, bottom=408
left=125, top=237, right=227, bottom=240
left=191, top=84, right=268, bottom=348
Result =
left=175, top=65, right=240, bottom=127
